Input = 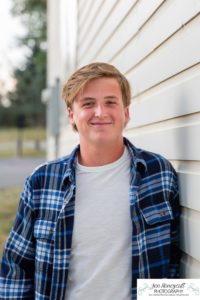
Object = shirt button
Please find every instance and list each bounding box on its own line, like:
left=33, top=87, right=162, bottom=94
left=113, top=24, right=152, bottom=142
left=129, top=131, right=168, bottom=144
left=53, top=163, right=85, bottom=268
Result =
left=160, top=211, right=166, bottom=216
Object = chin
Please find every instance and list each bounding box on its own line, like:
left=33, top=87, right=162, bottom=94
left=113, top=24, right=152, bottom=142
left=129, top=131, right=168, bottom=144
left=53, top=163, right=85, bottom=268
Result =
left=91, top=136, right=120, bottom=145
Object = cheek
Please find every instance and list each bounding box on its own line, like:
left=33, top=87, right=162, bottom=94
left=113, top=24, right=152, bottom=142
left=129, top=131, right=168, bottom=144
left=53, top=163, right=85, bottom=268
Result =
left=79, top=110, right=92, bottom=119
left=73, top=110, right=91, bottom=126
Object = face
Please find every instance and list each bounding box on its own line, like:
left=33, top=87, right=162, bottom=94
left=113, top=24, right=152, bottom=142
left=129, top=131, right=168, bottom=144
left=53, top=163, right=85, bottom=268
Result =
left=68, top=77, right=129, bottom=147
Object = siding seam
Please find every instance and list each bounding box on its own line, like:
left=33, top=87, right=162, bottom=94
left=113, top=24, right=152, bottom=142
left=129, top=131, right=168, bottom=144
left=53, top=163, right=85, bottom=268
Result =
left=90, top=0, right=140, bottom=61
left=132, top=62, right=200, bottom=99
left=78, top=0, right=119, bottom=63
left=109, top=0, right=167, bottom=63
left=124, top=12, right=200, bottom=76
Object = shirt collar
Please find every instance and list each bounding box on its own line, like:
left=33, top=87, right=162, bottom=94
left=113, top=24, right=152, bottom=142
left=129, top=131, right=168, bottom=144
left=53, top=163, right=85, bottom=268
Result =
left=61, top=145, right=80, bottom=186
left=124, top=137, right=147, bottom=173
left=62, top=138, right=147, bottom=186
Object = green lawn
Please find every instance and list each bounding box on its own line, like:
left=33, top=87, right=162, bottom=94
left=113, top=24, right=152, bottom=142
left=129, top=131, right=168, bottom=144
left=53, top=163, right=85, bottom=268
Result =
left=0, top=127, right=46, bottom=143
left=0, top=147, right=46, bottom=158
left=0, top=127, right=46, bottom=158
left=0, top=186, right=22, bottom=258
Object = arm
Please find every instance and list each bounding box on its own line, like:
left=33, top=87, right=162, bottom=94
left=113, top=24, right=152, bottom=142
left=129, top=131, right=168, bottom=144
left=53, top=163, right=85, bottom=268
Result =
left=0, top=178, right=35, bottom=299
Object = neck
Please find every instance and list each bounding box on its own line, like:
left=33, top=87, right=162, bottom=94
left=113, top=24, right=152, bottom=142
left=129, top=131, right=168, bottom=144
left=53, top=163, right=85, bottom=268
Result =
left=78, top=139, right=125, bottom=167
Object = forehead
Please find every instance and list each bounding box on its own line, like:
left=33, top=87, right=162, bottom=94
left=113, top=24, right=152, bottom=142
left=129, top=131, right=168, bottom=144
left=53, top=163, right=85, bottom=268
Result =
left=76, top=77, right=122, bottom=99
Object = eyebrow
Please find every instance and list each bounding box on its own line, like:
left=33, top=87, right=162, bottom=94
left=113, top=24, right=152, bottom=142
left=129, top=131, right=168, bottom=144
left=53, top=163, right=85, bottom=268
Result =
left=104, top=96, right=119, bottom=100
left=79, top=97, right=96, bottom=102
left=79, top=95, right=119, bottom=102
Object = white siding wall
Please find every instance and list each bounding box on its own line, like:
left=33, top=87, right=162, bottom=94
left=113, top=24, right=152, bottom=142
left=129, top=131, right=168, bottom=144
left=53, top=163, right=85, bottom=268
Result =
left=55, top=0, right=200, bottom=276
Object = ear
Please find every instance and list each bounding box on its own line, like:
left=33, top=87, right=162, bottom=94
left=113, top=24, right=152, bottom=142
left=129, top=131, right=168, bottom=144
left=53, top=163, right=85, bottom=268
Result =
left=124, top=106, right=130, bottom=127
left=68, top=107, right=75, bottom=126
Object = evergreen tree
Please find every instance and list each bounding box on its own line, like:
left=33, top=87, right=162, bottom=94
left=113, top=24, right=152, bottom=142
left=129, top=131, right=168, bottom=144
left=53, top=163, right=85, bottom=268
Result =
left=0, top=0, right=47, bottom=127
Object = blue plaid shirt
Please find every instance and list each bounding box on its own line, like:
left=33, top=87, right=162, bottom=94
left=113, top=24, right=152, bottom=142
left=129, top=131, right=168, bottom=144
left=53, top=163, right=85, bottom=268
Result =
left=0, top=138, right=180, bottom=299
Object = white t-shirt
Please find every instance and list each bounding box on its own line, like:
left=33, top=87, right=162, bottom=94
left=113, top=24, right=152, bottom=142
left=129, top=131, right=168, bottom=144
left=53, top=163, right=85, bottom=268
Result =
left=65, top=147, right=132, bottom=300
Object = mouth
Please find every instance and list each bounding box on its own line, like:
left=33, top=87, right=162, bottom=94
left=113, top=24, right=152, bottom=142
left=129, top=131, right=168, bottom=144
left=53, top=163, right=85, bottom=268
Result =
left=90, top=121, right=112, bottom=126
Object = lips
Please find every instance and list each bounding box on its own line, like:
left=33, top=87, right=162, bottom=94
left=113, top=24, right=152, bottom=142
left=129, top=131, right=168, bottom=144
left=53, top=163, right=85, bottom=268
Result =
left=90, top=118, right=112, bottom=124
left=90, top=122, right=112, bottom=125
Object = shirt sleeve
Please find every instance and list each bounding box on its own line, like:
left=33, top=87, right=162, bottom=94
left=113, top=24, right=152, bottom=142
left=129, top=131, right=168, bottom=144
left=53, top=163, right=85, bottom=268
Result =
left=168, top=169, right=181, bottom=278
left=0, top=177, right=35, bottom=299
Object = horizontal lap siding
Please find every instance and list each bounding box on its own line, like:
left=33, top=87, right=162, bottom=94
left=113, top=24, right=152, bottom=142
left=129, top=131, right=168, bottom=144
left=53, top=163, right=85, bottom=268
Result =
left=77, top=0, right=119, bottom=64
left=78, top=0, right=103, bottom=44
left=95, top=0, right=165, bottom=63
left=180, top=208, right=200, bottom=263
left=78, top=0, right=94, bottom=29
left=181, top=253, right=200, bottom=277
left=128, top=67, right=200, bottom=127
left=112, top=1, right=200, bottom=75
left=125, top=116, right=200, bottom=160
left=179, top=172, right=200, bottom=212
left=125, top=15, right=200, bottom=95
left=78, top=0, right=138, bottom=66
left=64, top=0, right=200, bottom=276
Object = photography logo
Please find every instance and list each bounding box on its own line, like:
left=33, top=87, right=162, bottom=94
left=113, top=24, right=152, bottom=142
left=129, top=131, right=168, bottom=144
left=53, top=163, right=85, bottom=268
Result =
left=137, top=279, right=200, bottom=299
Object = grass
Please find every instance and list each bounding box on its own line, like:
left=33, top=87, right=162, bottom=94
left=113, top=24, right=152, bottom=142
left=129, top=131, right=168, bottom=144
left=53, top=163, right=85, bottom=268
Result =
left=0, top=186, right=22, bottom=258
left=0, top=148, right=46, bottom=158
left=0, top=127, right=46, bottom=143
left=0, top=127, right=46, bottom=158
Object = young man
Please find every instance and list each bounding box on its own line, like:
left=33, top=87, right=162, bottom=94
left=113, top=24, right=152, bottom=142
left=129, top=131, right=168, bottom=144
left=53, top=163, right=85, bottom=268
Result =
left=0, top=63, right=180, bottom=299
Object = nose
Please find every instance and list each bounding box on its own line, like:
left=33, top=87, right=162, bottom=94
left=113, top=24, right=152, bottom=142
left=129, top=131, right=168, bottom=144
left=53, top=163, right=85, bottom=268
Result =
left=94, top=103, right=106, bottom=117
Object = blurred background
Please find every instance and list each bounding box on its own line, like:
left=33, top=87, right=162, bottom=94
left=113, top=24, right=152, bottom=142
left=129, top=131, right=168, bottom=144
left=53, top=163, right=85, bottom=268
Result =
left=0, top=0, right=47, bottom=256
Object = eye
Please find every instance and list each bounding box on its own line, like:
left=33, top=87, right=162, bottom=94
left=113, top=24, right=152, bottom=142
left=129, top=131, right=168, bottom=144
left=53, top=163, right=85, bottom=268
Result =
left=82, top=101, right=94, bottom=108
left=106, top=100, right=117, bottom=105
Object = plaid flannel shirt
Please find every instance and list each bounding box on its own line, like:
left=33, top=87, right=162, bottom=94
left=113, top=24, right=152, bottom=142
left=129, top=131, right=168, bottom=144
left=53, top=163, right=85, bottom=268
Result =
left=0, top=138, right=180, bottom=299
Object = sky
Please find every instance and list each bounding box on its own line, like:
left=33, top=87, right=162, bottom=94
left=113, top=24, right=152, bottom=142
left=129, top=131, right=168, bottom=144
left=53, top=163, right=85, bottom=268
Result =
left=0, top=0, right=26, bottom=94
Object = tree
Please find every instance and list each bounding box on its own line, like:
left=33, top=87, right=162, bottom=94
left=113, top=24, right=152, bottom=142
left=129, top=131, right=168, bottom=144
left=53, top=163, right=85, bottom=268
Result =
left=0, top=0, right=47, bottom=127
left=11, top=0, right=46, bottom=48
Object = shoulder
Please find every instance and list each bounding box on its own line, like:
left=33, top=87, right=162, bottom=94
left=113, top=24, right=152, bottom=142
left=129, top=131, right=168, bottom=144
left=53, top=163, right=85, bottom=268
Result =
left=135, top=148, right=178, bottom=196
left=125, top=138, right=176, bottom=176
left=138, top=147, right=175, bottom=175
left=26, top=153, right=75, bottom=190
left=34, top=155, right=71, bottom=172
left=32, top=155, right=70, bottom=175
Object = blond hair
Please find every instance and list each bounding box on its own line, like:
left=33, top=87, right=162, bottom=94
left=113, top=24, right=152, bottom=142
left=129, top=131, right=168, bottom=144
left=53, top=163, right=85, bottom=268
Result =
left=62, top=62, right=131, bottom=109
